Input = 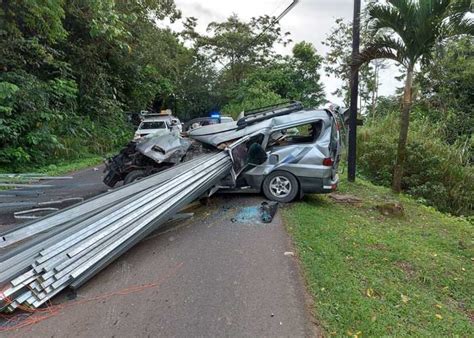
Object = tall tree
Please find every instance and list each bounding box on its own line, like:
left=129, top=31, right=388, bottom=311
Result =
left=323, top=18, right=387, bottom=113
left=0, top=0, right=188, bottom=166
left=290, top=41, right=326, bottom=107
left=186, top=14, right=291, bottom=102
left=357, top=0, right=473, bottom=192
left=221, top=41, right=326, bottom=116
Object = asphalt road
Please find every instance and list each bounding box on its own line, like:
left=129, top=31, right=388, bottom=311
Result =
left=2, top=167, right=317, bottom=337
left=0, top=165, right=108, bottom=231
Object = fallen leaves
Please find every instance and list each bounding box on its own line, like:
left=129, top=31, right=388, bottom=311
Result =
left=347, top=330, right=362, bottom=338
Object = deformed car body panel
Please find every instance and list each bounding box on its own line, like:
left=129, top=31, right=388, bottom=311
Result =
left=103, top=132, right=192, bottom=187
left=136, top=132, right=191, bottom=164
left=188, top=107, right=341, bottom=197
left=188, top=109, right=331, bottom=147
left=241, top=117, right=338, bottom=193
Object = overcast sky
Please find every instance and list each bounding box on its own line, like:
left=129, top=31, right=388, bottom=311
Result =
left=167, top=0, right=401, bottom=106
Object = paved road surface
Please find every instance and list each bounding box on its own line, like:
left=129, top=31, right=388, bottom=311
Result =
left=0, top=165, right=108, bottom=231
left=2, top=167, right=317, bottom=337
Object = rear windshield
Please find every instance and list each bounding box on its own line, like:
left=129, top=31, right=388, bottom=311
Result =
left=140, top=121, right=166, bottom=129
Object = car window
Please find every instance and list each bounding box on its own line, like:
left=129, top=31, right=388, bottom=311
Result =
left=268, top=121, right=322, bottom=146
left=140, top=121, right=166, bottom=129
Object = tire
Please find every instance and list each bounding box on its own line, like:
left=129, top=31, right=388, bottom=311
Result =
left=103, top=171, right=120, bottom=188
left=262, top=171, right=299, bottom=203
left=123, top=170, right=147, bottom=185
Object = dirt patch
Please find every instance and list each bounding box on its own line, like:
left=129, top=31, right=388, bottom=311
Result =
left=395, top=261, right=417, bottom=278
left=466, top=310, right=474, bottom=323
left=369, top=243, right=390, bottom=251
left=375, top=202, right=404, bottom=217
left=329, top=193, right=362, bottom=204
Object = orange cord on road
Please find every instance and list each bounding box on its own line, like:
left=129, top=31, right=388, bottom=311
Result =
left=0, top=262, right=183, bottom=333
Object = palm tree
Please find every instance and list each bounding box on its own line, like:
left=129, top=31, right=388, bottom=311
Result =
left=357, top=0, right=473, bottom=192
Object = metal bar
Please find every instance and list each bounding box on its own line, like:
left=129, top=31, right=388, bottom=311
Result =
left=1, top=152, right=232, bottom=311
left=40, top=161, right=231, bottom=303
left=0, top=154, right=215, bottom=247
left=70, top=161, right=231, bottom=289
left=44, top=156, right=229, bottom=280
left=0, top=183, right=53, bottom=188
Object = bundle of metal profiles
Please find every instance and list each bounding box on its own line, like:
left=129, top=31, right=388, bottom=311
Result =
left=0, top=151, right=232, bottom=312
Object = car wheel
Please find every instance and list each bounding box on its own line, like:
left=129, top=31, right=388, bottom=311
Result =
left=123, top=170, right=147, bottom=185
left=262, top=171, right=299, bottom=203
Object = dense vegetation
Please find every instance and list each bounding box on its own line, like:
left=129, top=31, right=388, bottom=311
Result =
left=322, top=1, right=472, bottom=216
left=356, top=0, right=472, bottom=193
left=357, top=36, right=473, bottom=216
left=0, top=0, right=324, bottom=170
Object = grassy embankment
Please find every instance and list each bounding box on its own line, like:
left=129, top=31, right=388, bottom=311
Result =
left=0, top=156, right=104, bottom=177
left=284, top=177, right=473, bottom=336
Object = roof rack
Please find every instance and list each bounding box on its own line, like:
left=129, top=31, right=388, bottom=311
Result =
left=237, top=101, right=304, bottom=128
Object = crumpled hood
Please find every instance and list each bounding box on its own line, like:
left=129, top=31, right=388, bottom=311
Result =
left=136, top=133, right=191, bottom=163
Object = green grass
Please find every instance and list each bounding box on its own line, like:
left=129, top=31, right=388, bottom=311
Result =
left=283, top=177, right=473, bottom=336
left=0, top=155, right=104, bottom=176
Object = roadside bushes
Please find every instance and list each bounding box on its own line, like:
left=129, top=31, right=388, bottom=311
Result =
left=0, top=74, right=132, bottom=170
left=358, top=112, right=473, bottom=216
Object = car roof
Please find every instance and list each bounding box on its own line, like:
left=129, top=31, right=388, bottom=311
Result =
left=141, top=116, right=173, bottom=122
left=189, top=108, right=331, bottom=146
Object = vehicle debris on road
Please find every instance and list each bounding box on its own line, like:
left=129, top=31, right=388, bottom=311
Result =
left=13, top=207, right=60, bottom=219
left=260, top=201, right=279, bottom=223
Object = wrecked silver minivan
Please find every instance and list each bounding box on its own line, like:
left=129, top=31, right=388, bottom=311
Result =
left=104, top=102, right=342, bottom=202
left=189, top=102, right=342, bottom=202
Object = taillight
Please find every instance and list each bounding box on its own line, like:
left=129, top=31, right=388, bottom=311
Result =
left=322, top=157, right=333, bottom=166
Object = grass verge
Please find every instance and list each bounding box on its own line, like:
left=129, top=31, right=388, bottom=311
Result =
left=283, top=177, right=473, bottom=336
left=0, top=155, right=104, bottom=177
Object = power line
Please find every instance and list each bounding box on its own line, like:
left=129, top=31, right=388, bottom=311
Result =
left=247, top=0, right=299, bottom=52
left=218, top=0, right=299, bottom=72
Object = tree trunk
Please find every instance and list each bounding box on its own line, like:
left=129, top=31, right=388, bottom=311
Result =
left=371, top=65, right=378, bottom=117
left=392, top=64, right=414, bottom=193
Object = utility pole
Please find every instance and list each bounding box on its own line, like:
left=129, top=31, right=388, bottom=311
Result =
left=348, top=0, right=361, bottom=182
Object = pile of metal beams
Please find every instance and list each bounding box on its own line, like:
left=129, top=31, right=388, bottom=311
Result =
left=0, top=152, right=232, bottom=313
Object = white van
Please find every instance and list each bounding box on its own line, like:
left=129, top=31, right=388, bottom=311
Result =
left=134, top=116, right=182, bottom=139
